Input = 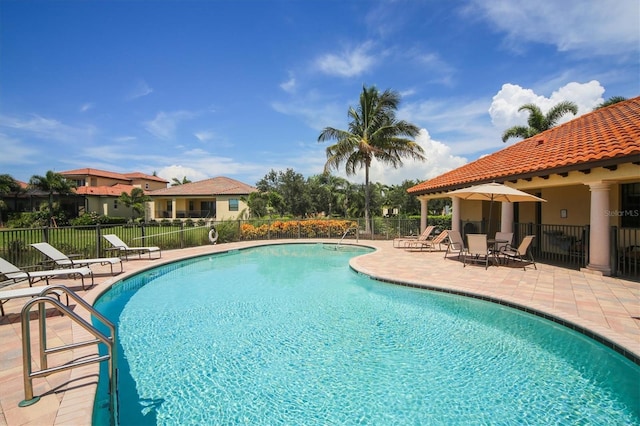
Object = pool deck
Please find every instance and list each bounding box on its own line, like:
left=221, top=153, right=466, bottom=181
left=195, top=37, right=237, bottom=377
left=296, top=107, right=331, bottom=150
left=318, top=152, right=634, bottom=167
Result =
left=1, top=239, right=638, bottom=425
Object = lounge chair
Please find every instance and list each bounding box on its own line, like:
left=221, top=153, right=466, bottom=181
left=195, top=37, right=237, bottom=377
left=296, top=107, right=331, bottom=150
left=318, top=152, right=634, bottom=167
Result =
left=30, top=242, right=123, bottom=275
left=444, top=230, right=466, bottom=259
left=103, top=234, right=161, bottom=260
left=0, top=256, right=94, bottom=289
left=0, top=285, right=68, bottom=316
left=393, top=225, right=435, bottom=248
left=464, top=234, right=492, bottom=269
left=407, top=230, right=449, bottom=251
left=499, top=235, right=537, bottom=270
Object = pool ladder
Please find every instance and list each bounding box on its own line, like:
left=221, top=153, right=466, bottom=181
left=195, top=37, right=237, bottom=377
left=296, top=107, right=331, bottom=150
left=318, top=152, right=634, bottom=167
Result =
left=337, top=227, right=359, bottom=248
left=18, top=284, right=119, bottom=425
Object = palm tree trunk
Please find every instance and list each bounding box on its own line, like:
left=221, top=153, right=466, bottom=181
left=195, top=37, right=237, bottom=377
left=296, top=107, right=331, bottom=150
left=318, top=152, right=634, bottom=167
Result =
left=364, top=164, right=371, bottom=234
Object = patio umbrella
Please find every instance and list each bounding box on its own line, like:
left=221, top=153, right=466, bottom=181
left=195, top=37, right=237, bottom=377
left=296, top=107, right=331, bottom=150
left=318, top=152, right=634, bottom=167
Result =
left=448, top=182, right=546, bottom=235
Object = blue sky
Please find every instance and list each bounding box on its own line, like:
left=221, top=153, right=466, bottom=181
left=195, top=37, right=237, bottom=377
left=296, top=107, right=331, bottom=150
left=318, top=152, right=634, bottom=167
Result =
left=1, top=0, right=638, bottom=187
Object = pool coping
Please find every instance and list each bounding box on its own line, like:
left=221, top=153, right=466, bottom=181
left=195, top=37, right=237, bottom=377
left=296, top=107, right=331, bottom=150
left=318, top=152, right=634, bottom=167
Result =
left=0, top=239, right=638, bottom=425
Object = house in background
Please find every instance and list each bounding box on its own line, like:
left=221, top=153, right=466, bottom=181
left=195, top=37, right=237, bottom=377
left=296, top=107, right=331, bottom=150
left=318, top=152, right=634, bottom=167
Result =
left=147, top=176, right=257, bottom=221
left=60, top=168, right=169, bottom=218
left=408, top=96, right=640, bottom=277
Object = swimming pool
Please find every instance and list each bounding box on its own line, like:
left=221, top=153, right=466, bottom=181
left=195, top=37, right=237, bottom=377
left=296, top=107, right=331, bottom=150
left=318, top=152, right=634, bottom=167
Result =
left=93, top=243, right=640, bottom=425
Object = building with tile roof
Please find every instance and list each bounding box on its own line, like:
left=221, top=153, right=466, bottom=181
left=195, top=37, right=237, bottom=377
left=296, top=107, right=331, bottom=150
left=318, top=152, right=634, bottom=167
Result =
left=147, top=176, right=258, bottom=221
left=60, top=168, right=169, bottom=218
left=408, top=96, right=640, bottom=277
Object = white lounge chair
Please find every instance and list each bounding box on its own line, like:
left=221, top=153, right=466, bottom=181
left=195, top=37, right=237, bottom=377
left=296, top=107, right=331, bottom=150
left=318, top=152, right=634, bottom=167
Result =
left=0, top=256, right=94, bottom=289
left=393, top=225, right=435, bottom=248
left=0, top=285, right=68, bottom=316
left=31, top=242, right=123, bottom=275
left=103, top=234, right=161, bottom=260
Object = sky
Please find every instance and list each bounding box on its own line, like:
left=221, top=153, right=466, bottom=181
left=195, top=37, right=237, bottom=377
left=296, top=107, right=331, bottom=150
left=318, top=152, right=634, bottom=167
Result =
left=1, top=0, right=638, bottom=188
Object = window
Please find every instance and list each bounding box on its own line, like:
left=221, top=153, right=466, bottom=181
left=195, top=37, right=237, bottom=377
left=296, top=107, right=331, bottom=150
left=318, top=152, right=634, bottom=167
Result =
left=621, top=183, right=640, bottom=228
left=145, top=183, right=149, bottom=189
left=229, top=199, right=239, bottom=211
left=201, top=201, right=216, bottom=217
left=113, top=200, right=118, bottom=209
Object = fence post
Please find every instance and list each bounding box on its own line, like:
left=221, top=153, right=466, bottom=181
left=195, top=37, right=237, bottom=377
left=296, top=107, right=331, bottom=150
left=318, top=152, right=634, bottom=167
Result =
left=610, top=226, right=618, bottom=276
left=584, top=225, right=590, bottom=267
left=96, top=224, right=101, bottom=258
left=180, top=221, right=185, bottom=249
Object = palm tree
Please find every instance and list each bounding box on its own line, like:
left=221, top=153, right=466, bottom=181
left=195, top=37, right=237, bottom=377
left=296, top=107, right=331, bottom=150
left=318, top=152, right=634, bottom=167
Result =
left=29, top=171, right=76, bottom=226
left=171, top=176, right=192, bottom=186
left=502, top=101, right=578, bottom=142
left=119, top=187, right=150, bottom=220
left=318, top=85, right=425, bottom=232
left=593, top=96, right=627, bottom=110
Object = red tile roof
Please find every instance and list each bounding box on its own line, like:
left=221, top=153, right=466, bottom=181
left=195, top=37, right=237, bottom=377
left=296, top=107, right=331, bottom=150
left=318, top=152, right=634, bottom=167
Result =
left=149, top=176, right=257, bottom=196
left=408, top=96, right=640, bottom=195
left=74, top=184, right=142, bottom=196
left=60, top=168, right=168, bottom=183
left=123, top=172, right=168, bottom=183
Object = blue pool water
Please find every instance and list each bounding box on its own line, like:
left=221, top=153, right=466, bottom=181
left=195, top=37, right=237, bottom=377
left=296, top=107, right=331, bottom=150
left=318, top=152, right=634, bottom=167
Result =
left=93, top=244, right=640, bottom=425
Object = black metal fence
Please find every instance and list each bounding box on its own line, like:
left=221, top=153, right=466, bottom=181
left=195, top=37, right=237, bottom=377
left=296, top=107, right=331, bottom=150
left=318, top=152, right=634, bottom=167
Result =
left=1, top=219, right=637, bottom=280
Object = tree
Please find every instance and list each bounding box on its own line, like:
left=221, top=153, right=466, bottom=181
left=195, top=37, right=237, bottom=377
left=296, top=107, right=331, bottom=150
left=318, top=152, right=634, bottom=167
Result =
left=256, top=168, right=311, bottom=217
left=0, top=174, right=21, bottom=227
left=171, top=176, right=192, bottom=186
left=501, top=101, right=578, bottom=142
left=318, top=85, right=425, bottom=232
left=118, top=187, right=150, bottom=220
left=593, top=96, right=627, bottom=110
left=28, top=170, right=76, bottom=226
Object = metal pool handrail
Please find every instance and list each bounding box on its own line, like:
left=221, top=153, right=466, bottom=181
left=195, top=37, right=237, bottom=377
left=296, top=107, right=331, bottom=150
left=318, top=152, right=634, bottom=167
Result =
left=19, top=285, right=119, bottom=424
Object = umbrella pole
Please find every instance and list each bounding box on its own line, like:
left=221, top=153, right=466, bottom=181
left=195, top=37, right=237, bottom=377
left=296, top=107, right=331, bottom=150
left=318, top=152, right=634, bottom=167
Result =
left=488, top=197, right=494, bottom=236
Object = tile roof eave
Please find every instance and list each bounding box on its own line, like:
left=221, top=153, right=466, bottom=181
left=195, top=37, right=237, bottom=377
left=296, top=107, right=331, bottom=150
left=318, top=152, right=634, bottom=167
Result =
left=408, top=153, right=640, bottom=196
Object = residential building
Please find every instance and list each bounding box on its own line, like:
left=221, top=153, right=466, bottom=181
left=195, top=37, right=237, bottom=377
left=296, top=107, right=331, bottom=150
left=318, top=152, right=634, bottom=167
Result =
left=408, top=96, right=640, bottom=277
left=60, top=168, right=168, bottom=218
left=147, top=176, right=257, bottom=221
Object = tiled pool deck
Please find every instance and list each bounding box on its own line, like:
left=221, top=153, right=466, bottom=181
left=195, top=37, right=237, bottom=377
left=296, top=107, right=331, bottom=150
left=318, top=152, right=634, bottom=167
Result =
left=1, top=239, right=638, bottom=425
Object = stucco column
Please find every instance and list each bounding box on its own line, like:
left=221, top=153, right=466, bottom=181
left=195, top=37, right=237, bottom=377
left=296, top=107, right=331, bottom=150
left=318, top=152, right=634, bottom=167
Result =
left=587, top=181, right=612, bottom=275
left=451, top=197, right=460, bottom=232
left=419, top=197, right=428, bottom=232
left=171, top=198, right=177, bottom=220
left=501, top=202, right=514, bottom=233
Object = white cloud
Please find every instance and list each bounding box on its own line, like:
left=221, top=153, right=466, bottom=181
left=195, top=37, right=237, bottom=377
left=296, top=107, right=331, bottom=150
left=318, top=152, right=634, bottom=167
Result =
left=315, top=41, right=376, bottom=77
left=80, top=103, right=93, bottom=112
left=280, top=74, right=296, bottom=93
left=143, top=111, right=195, bottom=140
left=368, top=129, right=468, bottom=185
left=488, top=81, right=605, bottom=128
left=157, top=165, right=209, bottom=184
left=0, top=133, right=39, bottom=166
left=194, top=131, right=215, bottom=142
left=113, top=135, right=137, bottom=143
left=467, top=0, right=639, bottom=56
left=271, top=90, right=346, bottom=131
left=0, top=113, right=96, bottom=143
left=127, top=80, right=153, bottom=100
